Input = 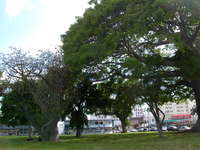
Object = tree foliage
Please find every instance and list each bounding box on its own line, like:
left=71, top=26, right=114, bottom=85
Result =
left=0, top=48, right=75, bottom=141
left=0, top=81, right=43, bottom=137
left=62, top=0, right=200, bottom=130
left=98, top=78, right=137, bottom=133
left=69, top=75, right=106, bottom=137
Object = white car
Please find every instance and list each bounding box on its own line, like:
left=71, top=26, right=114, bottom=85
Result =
left=128, top=129, right=138, bottom=132
left=162, top=126, right=168, bottom=131
left=178, top=126, right=191, bottom=131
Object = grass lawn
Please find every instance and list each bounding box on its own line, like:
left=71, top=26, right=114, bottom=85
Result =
left=0, top=132, right=200, bottom=150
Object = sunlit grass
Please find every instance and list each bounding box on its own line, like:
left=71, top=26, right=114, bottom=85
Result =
left=0, top=132, right=200, bottom=150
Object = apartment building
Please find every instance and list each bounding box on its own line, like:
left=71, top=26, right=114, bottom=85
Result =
left=132, top=100, right=196, bottom=126
left=161, top=100, right=196, bottom=125
left=161, top=101, right=193, bottom=119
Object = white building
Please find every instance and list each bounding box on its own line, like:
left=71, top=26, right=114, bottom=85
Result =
left=132, top=105, right=145, bottom=118
left=132, top=100, right=196, bottom=126
left=161, top=100, right=195, bottom=120
left=62, top=115, right=120, bottom=135
left=58, top=100, right=196, bottom=135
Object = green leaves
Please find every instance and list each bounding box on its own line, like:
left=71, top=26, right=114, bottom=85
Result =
left=0, top=81, right=40, bottom=127
left=62, top=0, right=128, bottom=71
left=61, top=0, right=198, bottom=125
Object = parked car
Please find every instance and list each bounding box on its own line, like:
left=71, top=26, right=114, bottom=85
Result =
left=104, top=131, right=113, bottom=134
left=144, top=128, right=150, bottom=132
left=149, top=126, right=167, bottom=131
left=128, top=129, right=138, bottom=132
left=162, top=126, right=168, bottom=131
left=149, top=127, right=158, bottom=131
left=167, top=125, right=178, bottom=131
left=137, top=128, right=145, bottom=132
left=136, top=127, right=150, bottom=132
left=178, top=126, right=191, bottom=131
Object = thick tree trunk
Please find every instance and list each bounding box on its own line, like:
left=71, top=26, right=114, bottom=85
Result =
left=27, top=125, right=33, bottom=141
left=119, top=118, right=127, bottom=133
left=191, top=80, right=200, bottom=131
left=40, top=118, right=59, bottom=142
left=76, top=127, right=82, bottom=137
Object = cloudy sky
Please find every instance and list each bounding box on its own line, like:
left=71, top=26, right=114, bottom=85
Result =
left=0, top=0, right=90, bottom=53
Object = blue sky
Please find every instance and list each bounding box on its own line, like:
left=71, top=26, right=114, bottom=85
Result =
left=0, top=0, right=89, bottom=54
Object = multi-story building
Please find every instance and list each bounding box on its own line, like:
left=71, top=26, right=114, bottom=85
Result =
left=132, top=100, right=196, bottom=127
left=59, top=100, right=196, bottom=135
left=161, top=100, right=196, bottom=125
left=161, top=100, right=194, bottom=119
left=62, top=115, right=120, bottom=135
left=132, top=105, right=145, bottom=118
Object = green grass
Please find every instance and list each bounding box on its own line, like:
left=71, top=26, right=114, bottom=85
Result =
left=0, top=132, right=200, bottom=150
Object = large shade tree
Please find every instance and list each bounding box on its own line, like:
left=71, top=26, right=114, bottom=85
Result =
left=32, top=65, right=74, bottom=142
left=1, top=48, right=75, bottom=141
left=62, top=0, right=200, bottom=131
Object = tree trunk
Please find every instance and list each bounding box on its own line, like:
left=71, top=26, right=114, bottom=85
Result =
left=191, top=80, right=200, bottom=131
left=76, top=126, right=82, bottom=137
left=27, top=125, right=33, bottom=141
left=40, top=118, right=59, bottom=142
left=148, top=102, right=164, bottom=138
left=119, top=118, right=127, bottom=133
left=155, top=118, right=164, bottom=138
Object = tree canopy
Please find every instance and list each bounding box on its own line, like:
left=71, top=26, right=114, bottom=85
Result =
left=62, top=0, right=200, bottom=130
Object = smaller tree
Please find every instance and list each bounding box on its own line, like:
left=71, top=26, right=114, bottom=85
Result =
left=68, top=75, right=104, bottom=137
left=99, top=79, right=137, bottom=133
left=69, top=109, right=88, bottom=137
left=0, top=81, right=42, bottom=140
left=133, top=75, right=191, bottom=137
left=0, top=90, right=28, bottom=127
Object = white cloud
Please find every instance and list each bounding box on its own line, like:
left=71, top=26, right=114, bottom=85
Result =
left=22, top=0, right=90, bottom=51
left=5, top=0, right=33, bottom=17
